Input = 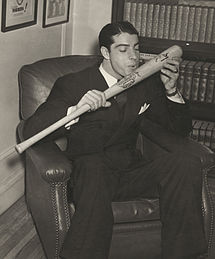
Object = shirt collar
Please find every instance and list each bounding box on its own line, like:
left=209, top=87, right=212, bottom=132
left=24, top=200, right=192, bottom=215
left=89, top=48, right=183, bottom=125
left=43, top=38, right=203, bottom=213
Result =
left=99, top=63, right=117, bottom=88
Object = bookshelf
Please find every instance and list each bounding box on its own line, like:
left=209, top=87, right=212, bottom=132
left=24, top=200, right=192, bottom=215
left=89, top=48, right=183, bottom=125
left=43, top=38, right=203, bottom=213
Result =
left=112, top=0, right=215, bottom=61
left=112, top=0, right=215, bottom=151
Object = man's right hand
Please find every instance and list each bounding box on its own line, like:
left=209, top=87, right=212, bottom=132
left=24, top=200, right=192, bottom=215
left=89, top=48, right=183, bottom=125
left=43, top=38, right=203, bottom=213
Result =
left=77, top=89, right=111, bottom=111
left=65, top=90, right=111, bottom=129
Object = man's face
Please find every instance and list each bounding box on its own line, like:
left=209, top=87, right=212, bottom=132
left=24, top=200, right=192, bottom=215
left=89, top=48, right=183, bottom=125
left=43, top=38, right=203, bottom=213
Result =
left=107, top=32, right=140, bottom=79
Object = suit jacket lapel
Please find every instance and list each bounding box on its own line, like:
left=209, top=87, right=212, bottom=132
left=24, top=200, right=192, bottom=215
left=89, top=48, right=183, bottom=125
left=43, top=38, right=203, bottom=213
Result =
left=89, top=66, right=109, bottom=92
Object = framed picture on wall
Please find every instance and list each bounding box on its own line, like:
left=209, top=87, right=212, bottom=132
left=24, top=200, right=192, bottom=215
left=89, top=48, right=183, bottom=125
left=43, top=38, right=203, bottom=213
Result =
left=43, top=0, right=70, bottom=28
left=1, top=0, right=38, bottom=32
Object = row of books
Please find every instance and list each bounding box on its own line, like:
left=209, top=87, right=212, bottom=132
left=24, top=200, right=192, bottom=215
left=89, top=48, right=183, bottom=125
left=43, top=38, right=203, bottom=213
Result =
left=191, top=120, right=215, bottom=151
left=176, top=60, right=215, bottom=103
left=123, top=0, right=215, bottom=44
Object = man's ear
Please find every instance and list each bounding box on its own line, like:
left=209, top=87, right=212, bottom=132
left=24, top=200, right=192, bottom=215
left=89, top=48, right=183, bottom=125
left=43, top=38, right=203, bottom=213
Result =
left=100, top=46, right=110, bottom=60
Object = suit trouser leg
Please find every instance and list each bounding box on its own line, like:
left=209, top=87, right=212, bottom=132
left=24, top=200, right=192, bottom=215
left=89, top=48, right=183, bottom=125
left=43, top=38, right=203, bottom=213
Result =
left=60, top=151, right=207, bottom=259
left=60, top=153, right=120, bottom=259
left=116, top=151, right=207, bottom=259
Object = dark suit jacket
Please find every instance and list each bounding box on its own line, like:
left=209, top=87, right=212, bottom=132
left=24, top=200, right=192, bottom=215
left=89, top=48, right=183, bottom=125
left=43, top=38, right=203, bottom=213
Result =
left=23, top=65, right=192, bottom=165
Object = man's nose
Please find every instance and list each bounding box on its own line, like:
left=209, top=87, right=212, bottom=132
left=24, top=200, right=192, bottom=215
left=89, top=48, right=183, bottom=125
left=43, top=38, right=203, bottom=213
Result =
left=129, top=50, right=138, bottom=60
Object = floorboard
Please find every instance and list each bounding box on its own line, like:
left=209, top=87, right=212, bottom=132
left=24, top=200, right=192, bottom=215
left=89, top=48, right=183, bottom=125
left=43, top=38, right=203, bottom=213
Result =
left=0, top=197, right=46, bottom=259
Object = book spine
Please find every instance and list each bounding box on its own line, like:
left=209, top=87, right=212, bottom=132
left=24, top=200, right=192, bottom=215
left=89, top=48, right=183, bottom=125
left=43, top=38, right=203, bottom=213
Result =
left=211, top=10, right=215, bottom=43
left=191, top=62, right=203, bottom=102
left=211, top=127, right=215, bottom=151
left=191, top=120, right=203, bottom=142
left=176, top=60, right=189, bottom=95
left=198, top=63, right=211, bottom=102
left=186, top=6, right=195, bottom=41
left=163, top=5, right=171, bottom=39
left=146, top=3, right=154, bottom=37
left=169, top=5, right=178, bottom=40
left=130, top=2, right=137, bottom=27
left=180, top=5, right=190, bottom=41
left=140, top=3, right=149, bottom=37
left=135, top=2, right=143, bottom=34
left=151, top=4, right=160, bottom=38
left=205, top=7, right=214, bottom=43
left=183, top=61, right=196, bottom=100
left=192, top=6, right=202, bottom=42
left=198, top=7, right=209, bottom=43
left=190, top=120, right=196, bottom=140
left=175, top=5, right=184, bottom=40
left=204, top=122, right=214, bottom=148
left=157, top=4, right=166, bottom=38
left=205, top=64, right=215, bottom=103
left=199, top=121, right=208, bottom=145
left=123, top=1, right=132, bottom=21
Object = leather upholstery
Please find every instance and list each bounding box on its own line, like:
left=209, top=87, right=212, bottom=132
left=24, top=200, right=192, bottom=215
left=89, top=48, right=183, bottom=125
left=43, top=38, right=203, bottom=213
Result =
left=18, top=55, right=102, bottom=120
left=17, top=55, right=215, bottom=259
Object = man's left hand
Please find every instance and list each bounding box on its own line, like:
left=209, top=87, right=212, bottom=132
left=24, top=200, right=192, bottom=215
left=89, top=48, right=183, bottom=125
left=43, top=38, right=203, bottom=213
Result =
left=160, top=58, right=181, bottom=93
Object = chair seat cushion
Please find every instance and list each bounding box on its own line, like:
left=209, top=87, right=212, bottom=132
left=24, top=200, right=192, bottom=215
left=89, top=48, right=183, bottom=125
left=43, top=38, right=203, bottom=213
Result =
left=69, top=198, right=160, bottom=224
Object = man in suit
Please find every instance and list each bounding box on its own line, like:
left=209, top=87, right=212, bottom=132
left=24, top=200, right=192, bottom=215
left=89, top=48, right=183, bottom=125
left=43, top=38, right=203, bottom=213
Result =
left=23, top=21, right=207, bottom=259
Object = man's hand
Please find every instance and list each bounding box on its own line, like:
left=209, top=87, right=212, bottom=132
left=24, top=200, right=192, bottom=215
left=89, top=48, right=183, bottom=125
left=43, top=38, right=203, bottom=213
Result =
left=160, top=57, right=181, bottom=94
left=160, top=58, right=185, bottom=103
left=77, top=89, right=111, bottom=111
left=65, top=90, right=111, bottom=129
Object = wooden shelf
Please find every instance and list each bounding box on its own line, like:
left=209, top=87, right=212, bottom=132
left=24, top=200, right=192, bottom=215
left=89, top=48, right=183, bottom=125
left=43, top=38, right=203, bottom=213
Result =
left=190, top=102, right=215, bottom=122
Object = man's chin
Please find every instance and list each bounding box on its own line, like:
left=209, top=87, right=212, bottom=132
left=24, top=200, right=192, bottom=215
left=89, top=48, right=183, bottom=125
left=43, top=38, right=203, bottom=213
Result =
left=126, top=69, right=137, bottom=75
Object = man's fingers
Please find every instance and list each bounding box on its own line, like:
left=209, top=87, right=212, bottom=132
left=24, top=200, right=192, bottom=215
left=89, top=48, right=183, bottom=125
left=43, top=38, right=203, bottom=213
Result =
left=163, top=62, right=179, bottom=74
left=103, top=101, right=111, bottom=107
left=84, top=90, right=109, bottom=110
left=84, top=92, right=100, bottom=110
left=91, top=90, right=106, bottom=106
left=65, top=117, right=79, bottom=129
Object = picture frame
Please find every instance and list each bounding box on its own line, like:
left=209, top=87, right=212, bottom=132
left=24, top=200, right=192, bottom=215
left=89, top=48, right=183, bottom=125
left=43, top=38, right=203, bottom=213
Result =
left=43, top=0, right=70, bottom=28
left=1, top=0, right=38, bottom=32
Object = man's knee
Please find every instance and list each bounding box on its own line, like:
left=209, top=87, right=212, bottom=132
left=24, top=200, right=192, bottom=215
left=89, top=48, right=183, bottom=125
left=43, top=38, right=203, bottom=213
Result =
left=169, top=151, right=202, bottom=183
left=74, top=153, right=106, bottom=174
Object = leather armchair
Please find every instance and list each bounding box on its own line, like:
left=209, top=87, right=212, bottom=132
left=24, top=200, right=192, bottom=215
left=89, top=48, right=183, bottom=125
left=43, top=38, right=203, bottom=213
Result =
left=17, top=55, right=215, bottom=259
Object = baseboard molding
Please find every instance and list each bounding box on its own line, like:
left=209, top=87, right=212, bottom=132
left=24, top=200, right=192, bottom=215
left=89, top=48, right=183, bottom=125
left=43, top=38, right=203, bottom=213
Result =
left=0, top=146, right=25, bottom=215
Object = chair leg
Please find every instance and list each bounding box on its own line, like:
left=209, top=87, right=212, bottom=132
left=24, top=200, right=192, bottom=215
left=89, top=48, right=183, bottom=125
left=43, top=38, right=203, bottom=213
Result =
left=50, top=182, right=71, bottom=259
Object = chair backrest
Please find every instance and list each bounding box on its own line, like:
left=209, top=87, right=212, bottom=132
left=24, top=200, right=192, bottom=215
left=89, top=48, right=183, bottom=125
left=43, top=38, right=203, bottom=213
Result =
left=18, top=55, right=102, bottom=120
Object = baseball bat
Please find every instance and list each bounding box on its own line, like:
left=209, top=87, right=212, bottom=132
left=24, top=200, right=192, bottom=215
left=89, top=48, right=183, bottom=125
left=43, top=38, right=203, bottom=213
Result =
left=15, top=45, right=182, bottom=154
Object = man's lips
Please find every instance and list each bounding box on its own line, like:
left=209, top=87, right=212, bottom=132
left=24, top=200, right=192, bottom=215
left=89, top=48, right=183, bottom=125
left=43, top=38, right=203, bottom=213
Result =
left=128, top=64, right=137, bottom=69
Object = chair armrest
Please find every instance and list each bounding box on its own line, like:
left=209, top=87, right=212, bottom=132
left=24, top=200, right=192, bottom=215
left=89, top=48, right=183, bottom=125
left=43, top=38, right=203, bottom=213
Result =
left=140, top=117, right=215, bottom=169
left=17, top=120, right=71, bottom=183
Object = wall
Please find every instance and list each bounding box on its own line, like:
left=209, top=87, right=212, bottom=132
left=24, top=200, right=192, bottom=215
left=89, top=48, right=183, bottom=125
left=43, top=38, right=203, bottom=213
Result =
left=0, top=1, right=71, bottom=215
left=67, top=0, right=113, bottom=55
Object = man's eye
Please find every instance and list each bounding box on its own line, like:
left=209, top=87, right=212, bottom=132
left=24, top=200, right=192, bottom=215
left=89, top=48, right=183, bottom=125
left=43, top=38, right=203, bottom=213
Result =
left=119, top=49, right=126, bottom=52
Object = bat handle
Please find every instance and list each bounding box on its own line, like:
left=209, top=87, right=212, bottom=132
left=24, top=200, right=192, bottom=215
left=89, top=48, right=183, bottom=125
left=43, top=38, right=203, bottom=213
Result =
left=15, top=104, right=90, bottom=154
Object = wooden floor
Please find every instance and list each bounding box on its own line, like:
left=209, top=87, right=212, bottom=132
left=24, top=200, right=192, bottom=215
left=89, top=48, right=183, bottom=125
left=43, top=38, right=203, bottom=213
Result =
left=0, top=196, right=46, bottom=259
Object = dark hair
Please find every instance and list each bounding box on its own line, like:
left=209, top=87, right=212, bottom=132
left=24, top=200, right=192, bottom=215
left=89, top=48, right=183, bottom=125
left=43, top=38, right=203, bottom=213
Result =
left=98, top=21, right=139, bottom=51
